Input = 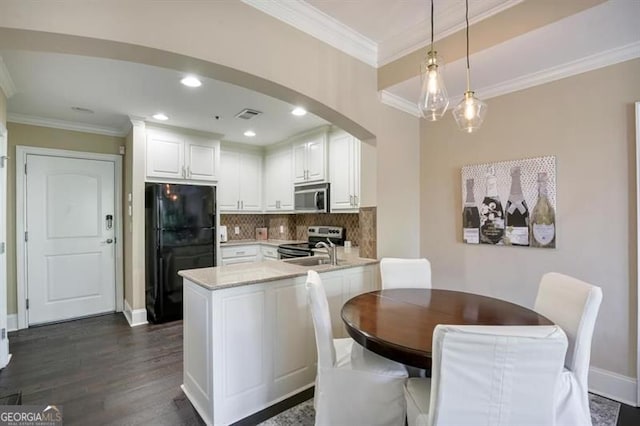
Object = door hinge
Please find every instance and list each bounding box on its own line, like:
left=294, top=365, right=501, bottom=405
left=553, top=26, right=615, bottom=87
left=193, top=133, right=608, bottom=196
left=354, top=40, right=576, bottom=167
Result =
left=0, top=242, right=4, bottom=254
left=1, top=328, right=5, bottom=339
left=24, top=231, right=28, bottom=242
left=26, top=299, right=29, bottom=310
left=24, top=163, right=27, bottom=175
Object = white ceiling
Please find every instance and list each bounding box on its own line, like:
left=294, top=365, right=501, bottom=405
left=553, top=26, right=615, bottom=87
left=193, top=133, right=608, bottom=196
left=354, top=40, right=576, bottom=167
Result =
left=2, top=1, right=639, bottom=137
left=1, top=50, right=328, bottom=145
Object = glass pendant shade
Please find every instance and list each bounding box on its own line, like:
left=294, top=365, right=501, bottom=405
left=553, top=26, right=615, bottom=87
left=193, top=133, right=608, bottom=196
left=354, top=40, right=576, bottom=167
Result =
left=453, top=91, right=488, bottom=133
left=418, top=51, right=449, bottom=121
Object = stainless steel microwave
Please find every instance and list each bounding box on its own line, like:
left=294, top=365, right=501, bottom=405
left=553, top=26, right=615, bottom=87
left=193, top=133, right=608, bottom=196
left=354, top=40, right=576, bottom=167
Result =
left=294, top=183, right=330, bottom=213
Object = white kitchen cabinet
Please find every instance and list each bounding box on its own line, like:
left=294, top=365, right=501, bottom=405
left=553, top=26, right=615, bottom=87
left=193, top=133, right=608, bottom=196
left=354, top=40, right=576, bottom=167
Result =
left=146, top=126, right=219, bottom=182
left=329, top=131, right=360, bottom=212
left=293, top=132, right=327, bottom=184
left=261, top=245, right=279, bottom=260
left=220, top=244, right=260, bottom=265
left=264, top=148, right=293, bottom=212
left=218, top=148, right=262, bottom=212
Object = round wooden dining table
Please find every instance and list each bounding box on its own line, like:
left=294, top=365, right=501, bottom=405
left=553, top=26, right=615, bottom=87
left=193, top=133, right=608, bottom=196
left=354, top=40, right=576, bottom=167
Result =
left=341, top=288, right=553, bottom=369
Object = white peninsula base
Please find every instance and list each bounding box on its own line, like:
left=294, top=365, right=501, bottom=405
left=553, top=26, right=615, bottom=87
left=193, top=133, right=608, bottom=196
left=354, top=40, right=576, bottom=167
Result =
left=181, top=263, right=378, bottom=426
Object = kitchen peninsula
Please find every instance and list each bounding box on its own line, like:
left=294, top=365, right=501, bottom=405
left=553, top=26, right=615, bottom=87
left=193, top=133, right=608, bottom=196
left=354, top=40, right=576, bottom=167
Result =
left=178, top=248, right=378, bottom=426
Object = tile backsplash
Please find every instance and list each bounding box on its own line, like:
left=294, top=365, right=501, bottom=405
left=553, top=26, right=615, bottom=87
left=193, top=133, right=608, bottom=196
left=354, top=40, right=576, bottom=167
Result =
left=221, top=208, right=377, bottom=257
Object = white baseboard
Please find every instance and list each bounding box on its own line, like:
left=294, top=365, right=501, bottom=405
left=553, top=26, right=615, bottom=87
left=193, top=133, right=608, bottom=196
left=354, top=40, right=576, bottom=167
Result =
left=589, top=366, right=637, bottom=406
left=123, top=300, right=148, bottom=327
left=7, top=314, right=18, bottom=332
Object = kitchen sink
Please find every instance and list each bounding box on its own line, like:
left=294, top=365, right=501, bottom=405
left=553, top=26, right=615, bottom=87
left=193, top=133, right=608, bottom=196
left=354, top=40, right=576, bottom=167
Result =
left=284, top=256, right=333, bottom=267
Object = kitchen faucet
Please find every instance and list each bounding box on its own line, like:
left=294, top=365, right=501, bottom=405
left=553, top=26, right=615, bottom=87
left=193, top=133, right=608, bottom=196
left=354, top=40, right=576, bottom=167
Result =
left=315, top=238, right=338, bottom=265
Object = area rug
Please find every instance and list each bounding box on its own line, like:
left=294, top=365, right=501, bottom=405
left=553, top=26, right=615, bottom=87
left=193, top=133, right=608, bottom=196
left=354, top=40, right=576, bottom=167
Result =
left=258, top=393, right=620, bottom=426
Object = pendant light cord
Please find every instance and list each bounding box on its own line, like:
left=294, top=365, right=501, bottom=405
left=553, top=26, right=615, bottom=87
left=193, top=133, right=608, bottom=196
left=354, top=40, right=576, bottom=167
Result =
left=430, top=0, right=434, bottom=54
left=465, top=0, right=471, bottom=91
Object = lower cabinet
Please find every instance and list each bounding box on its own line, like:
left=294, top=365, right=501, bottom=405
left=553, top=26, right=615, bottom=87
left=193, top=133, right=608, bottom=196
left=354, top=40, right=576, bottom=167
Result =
left=220, top=244, right=259, bottom=265
left=182, top=264, right=378, bottom=425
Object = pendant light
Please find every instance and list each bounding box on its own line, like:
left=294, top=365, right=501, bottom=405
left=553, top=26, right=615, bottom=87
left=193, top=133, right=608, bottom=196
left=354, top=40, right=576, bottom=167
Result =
left=452, top=0, right=487, bottom=133
left=418, top=0, right=449, bottom=121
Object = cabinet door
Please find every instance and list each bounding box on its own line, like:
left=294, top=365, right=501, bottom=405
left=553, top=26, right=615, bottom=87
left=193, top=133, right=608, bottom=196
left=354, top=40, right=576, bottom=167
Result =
left=146, top=130, right=185, bottom=179
left=292, top=142, right=307, bottom=183
left=265, top=149, right=293, bottom=211
left=239, top=152, right=262, bottom=211
left=186, top=139, right=219, bottom=182
left=306, top=136, right=325, bottom=182
left=329, top=133, right=354, bottom=211
left=219, top=150, right=241, bottom=211
left=352, top=138, right=361, bottom=208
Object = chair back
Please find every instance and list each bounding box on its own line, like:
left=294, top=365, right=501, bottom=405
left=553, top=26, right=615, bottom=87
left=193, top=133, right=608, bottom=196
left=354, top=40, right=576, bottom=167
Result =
left=534, top=272, right=602, bottom=386
left=380, top=258, right=432, bottom=290
left=305, top=270, right=336, bottom=370
left=428, top=325, right=568, bottom=426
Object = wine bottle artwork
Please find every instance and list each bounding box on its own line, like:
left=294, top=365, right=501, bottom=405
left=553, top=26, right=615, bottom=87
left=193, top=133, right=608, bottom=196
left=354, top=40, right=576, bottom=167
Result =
left=530, top=172, right=556, bottom=248
left=462, top=178, right=480, bottom=244
left=505, top=166, right=529, bottom=246
left=479, top=166, right=505, bottom=244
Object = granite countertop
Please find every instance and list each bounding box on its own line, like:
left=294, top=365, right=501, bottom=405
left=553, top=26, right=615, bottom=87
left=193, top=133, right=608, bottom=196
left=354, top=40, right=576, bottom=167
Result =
left=179, top=247, right=378, bottom=291
left=220, top=239, right=305, bottom=247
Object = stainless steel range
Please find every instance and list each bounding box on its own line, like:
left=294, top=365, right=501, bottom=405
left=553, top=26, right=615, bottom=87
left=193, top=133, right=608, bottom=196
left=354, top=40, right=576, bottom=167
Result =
left=277, top=226, right=345, bottom=259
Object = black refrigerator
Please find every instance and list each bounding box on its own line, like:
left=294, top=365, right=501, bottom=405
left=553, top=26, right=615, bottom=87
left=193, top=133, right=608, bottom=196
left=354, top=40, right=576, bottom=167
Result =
left=145, top=183, right=216, bottom=323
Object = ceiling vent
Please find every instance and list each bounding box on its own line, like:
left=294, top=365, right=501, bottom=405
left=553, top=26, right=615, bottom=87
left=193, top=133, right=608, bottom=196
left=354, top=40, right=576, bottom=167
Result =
left=235, top=108, right=262, bottom=120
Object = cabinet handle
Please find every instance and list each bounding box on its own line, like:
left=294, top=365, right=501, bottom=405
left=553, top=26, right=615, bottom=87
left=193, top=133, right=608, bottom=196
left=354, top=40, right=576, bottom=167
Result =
left=237, top=200, right=240, bottom=209
left=182, top=166, right=186, bottom=178
left=237, top=251, right=245, bottom=255
left=350, top=195, right=354, bottom=206
left=241, top=200, right=244, bottom=210
left=354, top=195, right=358, bottom=206
left=187, top=166, right=191, bottom=178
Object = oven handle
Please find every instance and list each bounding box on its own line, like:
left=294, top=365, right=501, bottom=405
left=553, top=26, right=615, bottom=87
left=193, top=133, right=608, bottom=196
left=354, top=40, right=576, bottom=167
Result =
left=277, top=247, right=312, bottom=258
left=314, top=191, right=320, bottom=210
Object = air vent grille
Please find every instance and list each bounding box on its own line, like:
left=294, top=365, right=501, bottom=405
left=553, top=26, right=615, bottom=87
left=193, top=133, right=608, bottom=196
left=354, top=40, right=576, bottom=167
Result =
left=235, top=108, right=262, bottom=120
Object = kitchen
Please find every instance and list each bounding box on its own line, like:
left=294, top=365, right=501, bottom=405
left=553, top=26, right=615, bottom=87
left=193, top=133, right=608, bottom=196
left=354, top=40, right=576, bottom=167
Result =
left=0, top=0, right=639, bottom=424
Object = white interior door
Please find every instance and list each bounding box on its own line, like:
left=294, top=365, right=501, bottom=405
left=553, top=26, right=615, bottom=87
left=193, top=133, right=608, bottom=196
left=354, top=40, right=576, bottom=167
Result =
left=26, top=154, right=116, bottom=325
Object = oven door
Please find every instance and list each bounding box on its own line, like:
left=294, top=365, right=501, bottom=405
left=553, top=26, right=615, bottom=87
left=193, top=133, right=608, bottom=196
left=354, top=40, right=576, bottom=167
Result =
left=277, top=247, right=313, bottom=259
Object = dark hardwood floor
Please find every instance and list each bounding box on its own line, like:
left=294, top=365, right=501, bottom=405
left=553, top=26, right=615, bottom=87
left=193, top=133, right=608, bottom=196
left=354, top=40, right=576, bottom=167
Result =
left=0, top=313, right=638, bottom=426
left=0, top=314, right=204, bottom=425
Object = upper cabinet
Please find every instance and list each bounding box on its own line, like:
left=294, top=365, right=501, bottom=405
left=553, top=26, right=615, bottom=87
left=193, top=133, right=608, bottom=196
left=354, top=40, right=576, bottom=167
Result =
left=146, top=126, right=220, bottom=183
left=293, top=131, right=327, bottom=184
left=329, top=131, right=361, bottom=212
left=264, top=147, right=294, bottom=212
left=219, top=147, right=262, bottom=212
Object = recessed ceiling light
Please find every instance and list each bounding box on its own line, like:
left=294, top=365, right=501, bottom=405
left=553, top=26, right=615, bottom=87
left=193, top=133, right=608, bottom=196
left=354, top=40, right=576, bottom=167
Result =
left=291, top=107, right=307, bottom=116
left=244, top=130, right=256, bottom=137
left=180, top=76, right=202, bottom=88
left=153, top=113, right=169, bottom=121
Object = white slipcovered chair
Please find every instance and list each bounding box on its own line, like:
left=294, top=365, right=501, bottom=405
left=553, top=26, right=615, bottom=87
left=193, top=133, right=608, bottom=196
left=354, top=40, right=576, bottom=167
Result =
left=305, top=270, right=408, bottom=426
left=380, top=258, right=432, bottom=289
left=405, top=325, right=568, bottom=426
left=535, top=272, right=603, bottom=426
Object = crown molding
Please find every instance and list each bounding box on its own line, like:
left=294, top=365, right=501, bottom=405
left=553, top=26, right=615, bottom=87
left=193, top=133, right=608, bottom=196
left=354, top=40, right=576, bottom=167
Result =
left=378, top=90, right=421, bottom=118
left=476, top=40, right=640, bottom=101
left=378, top=0, right=525, bottom=66
left=241, top=0, right=378, bottom=67
left=0, top=55, right=17, bottom=98
left=8, top=113, right=128, bottom=137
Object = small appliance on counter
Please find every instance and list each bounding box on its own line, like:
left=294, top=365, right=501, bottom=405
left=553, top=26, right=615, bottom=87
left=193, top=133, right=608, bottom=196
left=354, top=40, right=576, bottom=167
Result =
left=256, top=227, right=268, bottom=240
left=219, top=225, right=228, bottom=243
left=277, top=226, right=345, bottom=259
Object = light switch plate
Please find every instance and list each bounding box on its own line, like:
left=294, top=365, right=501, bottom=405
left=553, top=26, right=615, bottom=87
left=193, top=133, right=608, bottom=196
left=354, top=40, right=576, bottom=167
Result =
left=234, top=226, right=240, bottom=235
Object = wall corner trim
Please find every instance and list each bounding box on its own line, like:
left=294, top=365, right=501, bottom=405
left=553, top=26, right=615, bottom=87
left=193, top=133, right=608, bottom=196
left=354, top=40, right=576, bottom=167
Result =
left=589, top=366, right=637, bottom=407
left=6, top=314, right=18, bottom=332
left=123, top=300, right=148, bottom=327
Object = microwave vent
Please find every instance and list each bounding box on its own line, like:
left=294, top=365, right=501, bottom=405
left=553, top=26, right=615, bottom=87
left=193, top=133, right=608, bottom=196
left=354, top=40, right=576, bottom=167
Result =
left=235, top=108, right=262, bottom=120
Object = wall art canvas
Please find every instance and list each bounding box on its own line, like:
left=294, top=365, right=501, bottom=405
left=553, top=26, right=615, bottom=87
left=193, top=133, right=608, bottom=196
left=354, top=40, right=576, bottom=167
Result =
left=461, top=156, right=556, bottom=248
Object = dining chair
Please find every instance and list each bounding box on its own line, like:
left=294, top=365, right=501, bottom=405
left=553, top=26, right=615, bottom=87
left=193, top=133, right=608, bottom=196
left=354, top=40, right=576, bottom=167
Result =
left=534, top=272, right=603, bottom=426
left=305, top=270, right=408, bottom=426
left=380, top=258, right=432, bottom=290
left=405, top=325, right=568, bottom=426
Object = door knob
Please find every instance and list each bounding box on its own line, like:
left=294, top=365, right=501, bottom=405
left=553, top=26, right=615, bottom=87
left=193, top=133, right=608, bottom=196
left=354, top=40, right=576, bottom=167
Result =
left=104, top=238, right=114, bottom=244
